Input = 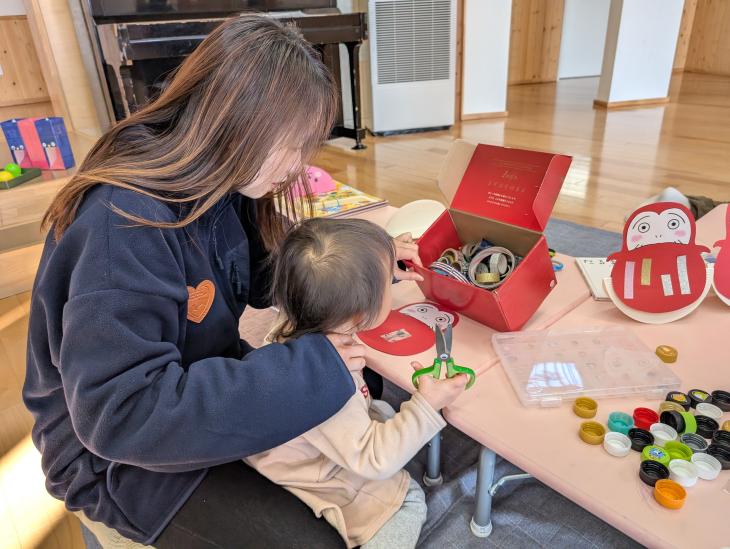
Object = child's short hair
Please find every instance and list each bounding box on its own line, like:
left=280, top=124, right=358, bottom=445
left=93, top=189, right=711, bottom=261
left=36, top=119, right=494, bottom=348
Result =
left=271, top=218, right=396, bottom=339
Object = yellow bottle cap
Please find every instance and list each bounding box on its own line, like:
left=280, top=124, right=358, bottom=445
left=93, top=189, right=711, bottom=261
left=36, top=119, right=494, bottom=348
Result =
left=655, top=345, right=678, bottom=363
left=573, top=397, right=598, bottom=419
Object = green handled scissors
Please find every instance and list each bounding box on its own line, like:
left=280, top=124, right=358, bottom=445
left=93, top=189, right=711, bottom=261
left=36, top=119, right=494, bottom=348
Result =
left=412, top=323, right=476, bottom=389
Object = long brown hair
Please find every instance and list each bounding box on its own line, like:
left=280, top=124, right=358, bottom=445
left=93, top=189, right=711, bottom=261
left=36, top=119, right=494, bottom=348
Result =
left=43, top=15, right=338, bottom=248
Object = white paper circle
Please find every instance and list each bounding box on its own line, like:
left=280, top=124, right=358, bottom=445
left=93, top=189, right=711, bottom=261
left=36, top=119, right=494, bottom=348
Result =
left=385, top=199, right=446, bottom=239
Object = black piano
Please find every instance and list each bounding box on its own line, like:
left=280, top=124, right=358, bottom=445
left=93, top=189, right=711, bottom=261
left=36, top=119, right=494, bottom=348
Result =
left=82, top=0, right=367, bottom=149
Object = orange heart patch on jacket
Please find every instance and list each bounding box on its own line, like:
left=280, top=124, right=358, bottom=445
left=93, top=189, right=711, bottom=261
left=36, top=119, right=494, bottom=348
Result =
left=187, top=280, right=215, bottom=323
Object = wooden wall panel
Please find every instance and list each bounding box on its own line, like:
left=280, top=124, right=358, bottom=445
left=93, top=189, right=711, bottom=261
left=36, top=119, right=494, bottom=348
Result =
left=508, top=0, right=565, bottom=85
left=673, top=0, right=698, bottom=70
left=685, top=0, right=730, bottom=76
left=0, top=16, right=49, bottom=107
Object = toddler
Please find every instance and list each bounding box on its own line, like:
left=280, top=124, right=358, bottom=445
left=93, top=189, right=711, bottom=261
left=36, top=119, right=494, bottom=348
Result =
left=245, top=218, right=467, bottom=549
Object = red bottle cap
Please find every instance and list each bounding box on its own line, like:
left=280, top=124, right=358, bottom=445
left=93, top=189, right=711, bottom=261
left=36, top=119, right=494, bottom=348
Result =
left=633, top=407, right=659, bottom=431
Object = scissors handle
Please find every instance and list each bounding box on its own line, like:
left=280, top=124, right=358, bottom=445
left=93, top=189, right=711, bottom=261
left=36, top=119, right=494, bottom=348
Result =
left=446, top=359, right=476, bottom=389
left=411, top=358, right=442, bottom=388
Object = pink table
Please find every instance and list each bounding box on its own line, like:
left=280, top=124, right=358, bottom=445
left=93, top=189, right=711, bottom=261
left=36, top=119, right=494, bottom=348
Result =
left=443, top=207, right=730, bottom=547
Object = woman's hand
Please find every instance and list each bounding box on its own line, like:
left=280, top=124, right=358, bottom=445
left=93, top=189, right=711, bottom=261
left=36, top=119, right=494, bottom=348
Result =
left=393, top=232, right=424, bottom=282
left=411, top=361, right=468, bottom=411
left=327, top=333, right=367, bottom=372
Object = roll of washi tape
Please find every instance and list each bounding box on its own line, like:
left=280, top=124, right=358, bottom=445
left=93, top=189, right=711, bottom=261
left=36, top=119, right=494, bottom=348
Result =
left=665, top=391, right=691, bottom=411
left=660, top=410, right=685, bottom=434
left=680, top=433, right=708, bottom=453
left=695, top=416, right=719, bottom=439
left=633, top=408, right=659, bottom=431
left=664, top=441, right=693, bottom=461
left=650, top=423, right=678, bottom=447
left=579, top=421, right=605, bottom=445
left=476, top=272, right=500, bottom=284
left=467, top=246, right=516, bottom=290
left=688, top=388, right=712, bottom=408
left=655, top=345, right=678, bottom=363
left=439, top=248, right=464, bottom=266
left=488, top=252, right=508, bottom=275
left=603, top=432, right=631, bottom=457
left=712, top=430, right=730, bottom=449
left=668, top=459, right=699, bottom=488
left=710, top=390, right=730, bottom=412
left=607, top=412, right=634, bottom=435
left=691, top=452, right=722, bottom=480
left=707, top=444, right=730, bottom=469
left=695, top=402, right=723, bottom=421
left=628, top=428, right=654, bottom=452
left=658, top=401, right=685, bottom=414
left=722, top=420, right=730, bottom=432
left=679, top=412, right=696, bottom=435
left=552, top=260, right=564, bottom=272
left=639, top=460, right=670, bottom=487
left=654, top=479, right=687, bottom=509
left=573, top=397, right=598, bottom=419
left=429, top=261, right=470, bottom=285
left=642, top=445, right=671, bottom=466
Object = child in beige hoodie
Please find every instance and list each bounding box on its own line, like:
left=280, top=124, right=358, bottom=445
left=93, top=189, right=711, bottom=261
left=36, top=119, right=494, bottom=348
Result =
left=245, top=218, right=468, bottom=549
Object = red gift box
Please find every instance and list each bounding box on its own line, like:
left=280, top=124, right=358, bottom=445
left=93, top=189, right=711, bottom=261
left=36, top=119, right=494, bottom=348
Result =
left=413, top=141, right=572, bottom=331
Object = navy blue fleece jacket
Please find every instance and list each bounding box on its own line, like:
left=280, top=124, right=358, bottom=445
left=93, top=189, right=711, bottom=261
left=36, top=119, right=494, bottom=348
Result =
left=23, top=185, right=355, bottom=544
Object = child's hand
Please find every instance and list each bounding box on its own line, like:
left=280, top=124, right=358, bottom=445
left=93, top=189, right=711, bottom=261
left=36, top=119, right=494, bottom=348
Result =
left=393, top=233, right=424, bottom=282
left=411, top=361, right=468, bottom=411
left=327, top=334, right=366, bottom=372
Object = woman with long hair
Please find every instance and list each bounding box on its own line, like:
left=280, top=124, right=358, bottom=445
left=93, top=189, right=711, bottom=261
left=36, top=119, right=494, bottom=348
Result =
left=24, top=15, right=421, bottom=547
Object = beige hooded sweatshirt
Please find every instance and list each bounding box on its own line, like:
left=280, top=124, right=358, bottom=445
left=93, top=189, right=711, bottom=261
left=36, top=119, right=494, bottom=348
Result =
left=244, top=368, right=446, bottom=548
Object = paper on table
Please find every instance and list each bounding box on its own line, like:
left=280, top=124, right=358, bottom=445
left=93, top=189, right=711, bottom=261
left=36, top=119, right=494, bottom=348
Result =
left=575, top=257, right=613, bottom=300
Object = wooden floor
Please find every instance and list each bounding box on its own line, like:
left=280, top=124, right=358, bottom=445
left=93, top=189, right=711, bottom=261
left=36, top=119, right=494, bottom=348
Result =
left=0, top=73, right=729, bottom=548
left=317, top=73, right=730, bottom=232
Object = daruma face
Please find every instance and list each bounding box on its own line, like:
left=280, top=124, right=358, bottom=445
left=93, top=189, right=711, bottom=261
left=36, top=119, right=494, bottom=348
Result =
left=626, top=208, right=692, bottom=251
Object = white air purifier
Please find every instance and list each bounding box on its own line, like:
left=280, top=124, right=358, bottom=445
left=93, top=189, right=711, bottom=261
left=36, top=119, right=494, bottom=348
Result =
left=364, top=0, right=456, bottom=134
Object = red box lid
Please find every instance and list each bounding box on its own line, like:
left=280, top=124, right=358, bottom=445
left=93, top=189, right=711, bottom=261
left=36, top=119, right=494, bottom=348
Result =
left=446, top=143, right=572, bottom=232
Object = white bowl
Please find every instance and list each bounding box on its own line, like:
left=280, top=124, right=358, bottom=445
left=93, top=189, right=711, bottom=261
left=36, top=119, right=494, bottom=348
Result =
left=385, top=199, right=446, bottom=239
left=695, top=402, right=723, bottom=421
left=650, top=423, right=678, bottom=447
left=603, top=432, right=631, bottom=457
left=668, top=459, right=699, bottom=487
left=691, top=453, right=721, bottom=481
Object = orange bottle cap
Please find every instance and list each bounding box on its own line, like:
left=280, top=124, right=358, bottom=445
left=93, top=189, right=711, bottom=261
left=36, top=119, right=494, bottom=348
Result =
left=654, top=479, right=686, bottom=509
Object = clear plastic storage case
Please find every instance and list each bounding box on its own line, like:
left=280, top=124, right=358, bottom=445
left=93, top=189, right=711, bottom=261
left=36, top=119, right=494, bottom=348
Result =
left=492, top=326, right=681, bottom=407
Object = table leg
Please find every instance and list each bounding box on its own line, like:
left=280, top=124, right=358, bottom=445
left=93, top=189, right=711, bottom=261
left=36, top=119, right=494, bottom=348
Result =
left=423, top=433, right=443, bottom=486
left=345, top=41, right=366, bottom=150
left=470, top=446, right=496, bottom=537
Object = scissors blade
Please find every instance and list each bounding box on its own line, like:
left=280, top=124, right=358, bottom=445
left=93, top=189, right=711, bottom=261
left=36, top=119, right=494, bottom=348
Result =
left=444, top=323, right=453, bottom=356
left=434, top=326, right=447, bottom=357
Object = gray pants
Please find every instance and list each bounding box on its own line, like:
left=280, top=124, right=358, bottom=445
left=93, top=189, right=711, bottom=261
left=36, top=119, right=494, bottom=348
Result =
left=362, top=478, right=427, bottom=549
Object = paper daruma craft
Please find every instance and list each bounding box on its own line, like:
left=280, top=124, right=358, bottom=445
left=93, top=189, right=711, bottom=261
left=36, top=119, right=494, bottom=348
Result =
left=713, top=205, right=730, bottom=305
left=605, top=202, right=711, bottom=323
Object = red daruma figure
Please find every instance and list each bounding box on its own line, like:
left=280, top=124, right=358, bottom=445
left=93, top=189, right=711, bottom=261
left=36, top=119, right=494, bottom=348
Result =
left=608, top=203, right=710, bottom=314
left=713, top=206, right=730, bottom=303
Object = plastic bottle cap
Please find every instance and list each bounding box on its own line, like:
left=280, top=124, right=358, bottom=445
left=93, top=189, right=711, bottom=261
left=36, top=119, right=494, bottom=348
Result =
left=687, top=389, right=712, bottom=409
left=710, top=390, right=730, bottom=412
left=679, top=433, right=708, bottom=453
left=603, top=432, right=631, bottom=457
left=664, top=441, right=693, bottom=461
left=707, top=444, right=730, bottom=470
left=573, top=397, right=597, bottom=418
left=660, top=410, right=685, bottom=434
left=607, top=412, right=634, bottom=435
left=665, top=391, right=691, bottom=411
left=659, top=401, right=686, bottom=414
left=654, top=479, right=686, bottom=509
left=695, top=416, right=719, bottom=439
left=668, top=459, right=698, bottom=488
left=650, top=423, right=678, bottom=447
left=695, top=402, right=723, bottom=421
left=633, top=407, right=659, bottom=431
left=713, top=430, right=730, bottom=449
left=579, top=421, right=606, bottom=445
left=642, top=445, right=671, bottom=466
left=691, top=453, right=721, bottom=480
left=628, top=428, right=654, bottom=452
left=655, top=345, right=678, bottom=363
left=679, top=411, right=697, bottom=435
left=639, top=460, right=669, bottom=487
